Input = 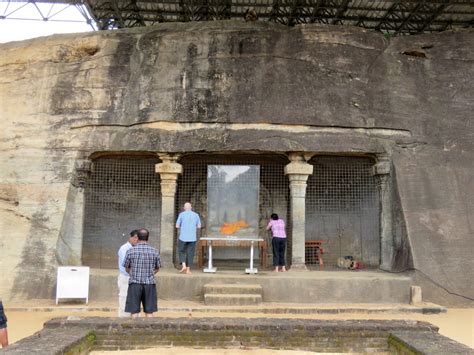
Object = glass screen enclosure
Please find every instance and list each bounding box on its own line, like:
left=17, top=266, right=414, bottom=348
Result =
left=207, top=165, right=260, bottom=238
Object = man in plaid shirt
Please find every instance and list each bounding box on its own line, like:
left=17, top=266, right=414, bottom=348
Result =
left=123, top=228, right=161, bottom=317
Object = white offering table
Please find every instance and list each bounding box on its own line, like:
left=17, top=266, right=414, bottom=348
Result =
left=200, top=236, right=264, bottom=274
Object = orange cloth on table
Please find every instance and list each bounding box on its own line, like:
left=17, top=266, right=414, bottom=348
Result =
left=219, top=220, right=249, bottom=235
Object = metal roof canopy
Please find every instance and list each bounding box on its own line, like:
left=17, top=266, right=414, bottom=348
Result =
left=2, top=0, right=474, bottom=35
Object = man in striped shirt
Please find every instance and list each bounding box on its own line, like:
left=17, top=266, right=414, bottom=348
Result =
left=123, top=228, right=161, bottom=318
left=266, top=213, right=287, bottom=272
left=117, top=230, right=138, bottom=317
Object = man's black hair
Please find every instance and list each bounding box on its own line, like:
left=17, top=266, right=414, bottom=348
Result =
left=129, top=229, right=138, bottom=237
left=271, top=213, right=279, bottom=220
left=137, top=228, right=149, bottom=241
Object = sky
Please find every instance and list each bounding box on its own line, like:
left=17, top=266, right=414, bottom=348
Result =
left=0, top=1, right=95, bottom=43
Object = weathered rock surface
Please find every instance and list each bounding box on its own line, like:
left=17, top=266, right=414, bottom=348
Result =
left=0, top=21, right=472, bottom=305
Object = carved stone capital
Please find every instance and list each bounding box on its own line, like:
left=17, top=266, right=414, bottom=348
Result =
left=156, top=154, right=182, bottom=197
left=155, top=163, right=183, bottom=175
left=372, top=155, right=391, bottom=176
left=285, top=154, right=313, bottom=198
left=287, top=152, right=314, bottom=163
left=157, top=153, right=180, bottom=163
left=284, top=160, right=313, bottom=176
left=72, top=159, right=92, bottom=188
left=372, top=156, right=391, bottom=190
left=288, top=152, right=305, bottom=162
left=155, top=154, right=183, bottom=176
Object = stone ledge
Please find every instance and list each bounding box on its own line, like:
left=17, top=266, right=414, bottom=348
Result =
left=389, top=330, right=474, bottom=354
left=5, top=301, right=447, bottom=315
left=5, top=317, right=471, bottom=354
left=2, top=329, right=94, bottom=355
left=44, top=317, right=438, bottom=332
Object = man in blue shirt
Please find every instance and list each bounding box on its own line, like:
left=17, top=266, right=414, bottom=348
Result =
left=176, top=202, right=201, bottom=274
left=117, top=230, right=138, bottom=317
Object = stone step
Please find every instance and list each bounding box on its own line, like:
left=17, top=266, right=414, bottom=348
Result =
left=203, top=283, right=263, bottom=295
left=204, top=293, right=262, bottom=306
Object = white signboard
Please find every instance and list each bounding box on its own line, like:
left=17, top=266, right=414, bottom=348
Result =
left=56, top=266, right=90, bottom=304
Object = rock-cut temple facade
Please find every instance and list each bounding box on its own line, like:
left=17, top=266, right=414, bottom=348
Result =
left=0, top=21, right=472, bottom=306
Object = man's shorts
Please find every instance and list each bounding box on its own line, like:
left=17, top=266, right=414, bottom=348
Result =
left=124, top=284, right=157, bottom=314
left=0, top=301, right=7, bottom=329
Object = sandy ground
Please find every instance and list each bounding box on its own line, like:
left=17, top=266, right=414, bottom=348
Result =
left=91, top=349, right=345, bottom=355
left=4, top=308, right=474, bottom=351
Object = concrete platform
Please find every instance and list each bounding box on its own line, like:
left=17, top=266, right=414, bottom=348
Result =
left=93, top=268, right=412, bottom=303
left=88, top=268, right=414, bottom=304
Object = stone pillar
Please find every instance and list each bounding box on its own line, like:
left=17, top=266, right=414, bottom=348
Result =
left=56, top=159, right=92, bottom=265
left=373, top=155, right=394, bottom=271
left=155, top=154, right=182, bottom=268
left=285, top=153, right=314, bottom=270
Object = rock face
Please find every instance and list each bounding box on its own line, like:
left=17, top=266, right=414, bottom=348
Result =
left=0, top=21, right=472, bottom=305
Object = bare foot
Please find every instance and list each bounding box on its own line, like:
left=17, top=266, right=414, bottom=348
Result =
left=273, top=268, right=279, bottom=272
left=281, top=267, right=287, bottom=272
left=186, top=268, right=192, bottom=274
left=179, top=263, right=187, bottom=273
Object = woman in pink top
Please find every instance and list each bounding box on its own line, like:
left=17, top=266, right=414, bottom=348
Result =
left=266, top=213, right=287, bottom=272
